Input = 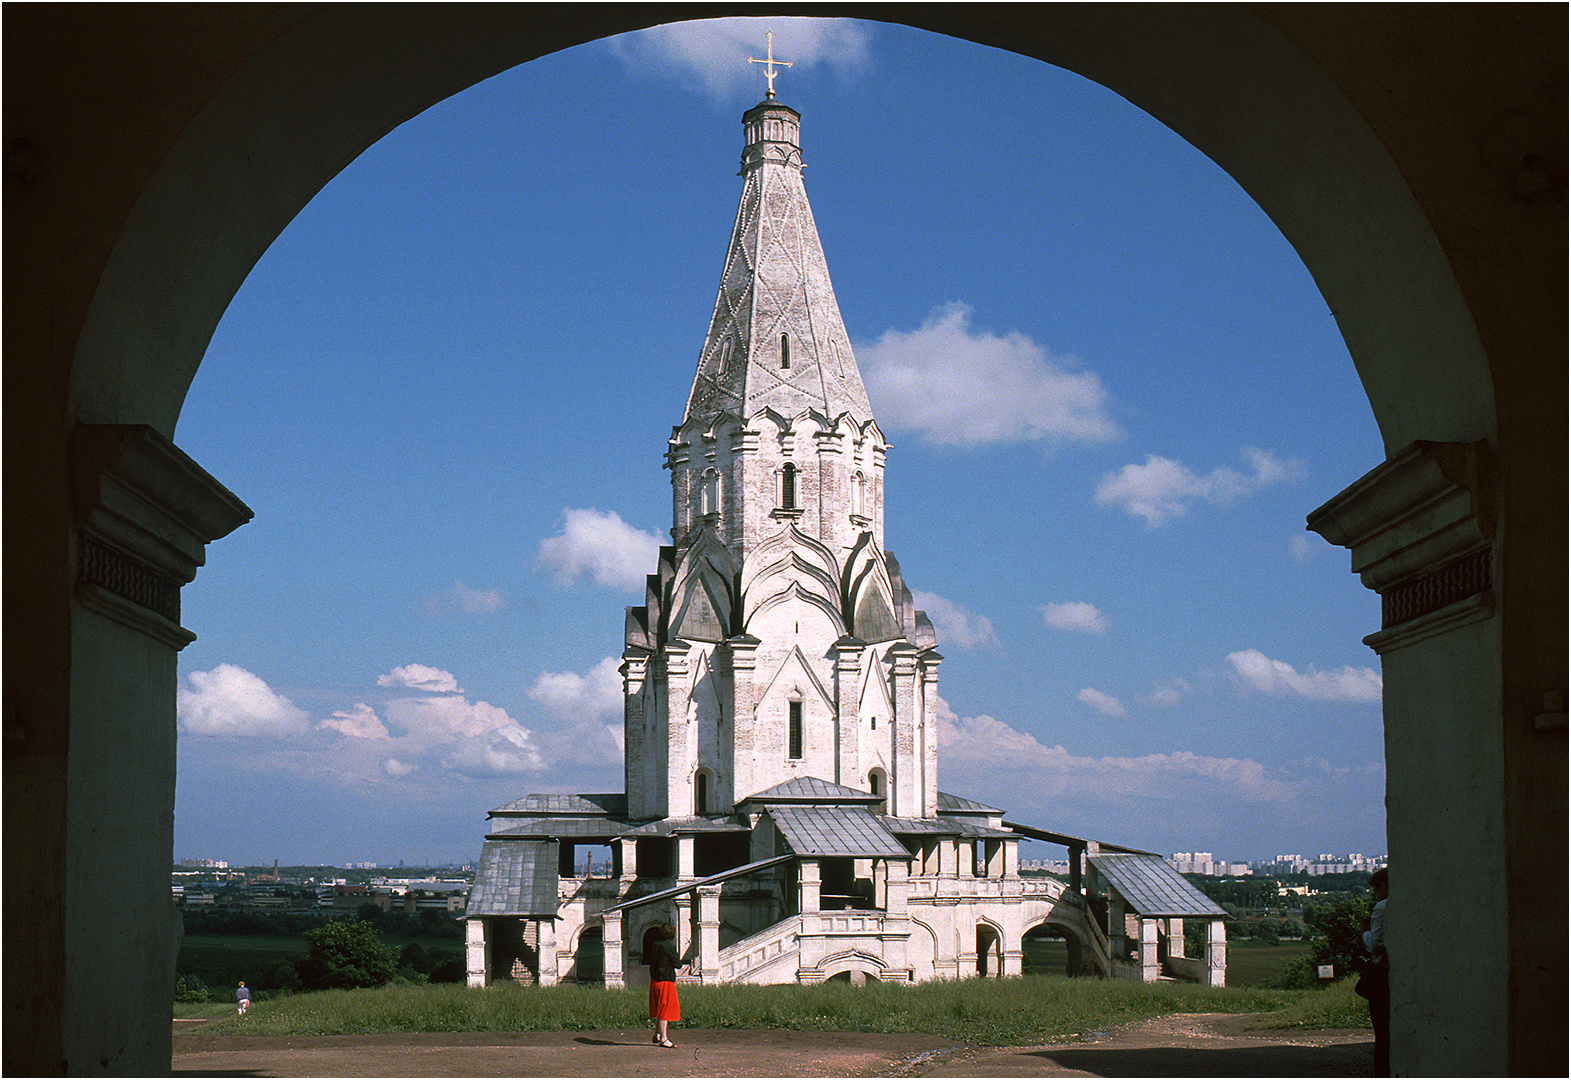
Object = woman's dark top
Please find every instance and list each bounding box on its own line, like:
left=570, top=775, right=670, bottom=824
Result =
left=647, top=938, right=679, bottom=983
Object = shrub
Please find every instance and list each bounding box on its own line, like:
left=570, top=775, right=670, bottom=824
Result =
left=296, top=920, right=398, bottom=991
left=1275, top=891, right=1372, bottom=989
left=428, top=959, right=466, bottom=984
left=174, top=974, right=211, bottom=1003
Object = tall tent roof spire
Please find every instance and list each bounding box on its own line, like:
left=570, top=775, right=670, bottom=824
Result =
left=682, top=97, right=874, bottom=429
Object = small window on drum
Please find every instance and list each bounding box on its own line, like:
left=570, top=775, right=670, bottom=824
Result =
left=780, top=462, right=797, bottom=510
left=780, top=333, right=790, bottom=369
left=788, top=701, right=803, bottom=759
left=695, top=771, right=709, bottom=815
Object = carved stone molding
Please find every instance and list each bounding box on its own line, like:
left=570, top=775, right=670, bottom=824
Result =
left=1307, top=441, right=1494, bottom=651
left=69, top=424, right=252, bottom=646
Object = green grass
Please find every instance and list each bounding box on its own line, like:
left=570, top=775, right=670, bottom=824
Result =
left=178, top=932, right=463, bottom=987
left=1023, top=935, right=1312, bottom=988
left=1220, top=940, right=1313, bottom=987
left=187, top=975, right=1364, bottom=1044
left=1251, top=977, right=1371, bottom=1030
left=180, top=933, right=309, bottom=977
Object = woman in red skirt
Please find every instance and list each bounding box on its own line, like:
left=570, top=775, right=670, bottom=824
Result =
left=646, top=922, right=681, bottom=1047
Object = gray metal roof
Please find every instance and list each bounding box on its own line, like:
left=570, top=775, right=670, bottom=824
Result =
left=619, top=815, right=751, bottom=837
left=465, top=839, right=560, bottom=918
left=879, top=816, right=964, bottom=836
left=880, top=815, right=1013, bottom=838
left=1090, top=853, right=1227, bottom=917
left=485, top=816, right=627, bottom=839
left=937, top=791, right=1003, bottom=815
left=743, top=776, right=880, bottom=804
left=769, top=806, right=912, bottom=858
left=488, top=792, right=627, bottom=817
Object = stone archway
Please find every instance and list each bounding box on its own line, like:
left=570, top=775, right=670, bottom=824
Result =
left=6, top=8, right=1563, bottom=1077
left=1023, top=917, right=1092, bottom=979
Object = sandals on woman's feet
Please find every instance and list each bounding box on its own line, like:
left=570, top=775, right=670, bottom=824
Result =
left=658, top=1038, right=675, bottom=1048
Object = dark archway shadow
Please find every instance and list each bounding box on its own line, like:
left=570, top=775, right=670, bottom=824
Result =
left=1024, top=1039, right=1374, bottom=1078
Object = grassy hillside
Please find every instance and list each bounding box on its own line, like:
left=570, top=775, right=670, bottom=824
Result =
left=188, top=976, right=1368, bottom=1044
left=1023, top=935, right=1310, bottom=987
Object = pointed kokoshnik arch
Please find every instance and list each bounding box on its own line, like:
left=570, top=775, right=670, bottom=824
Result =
left=8, top=7, right=1563, bottom=1077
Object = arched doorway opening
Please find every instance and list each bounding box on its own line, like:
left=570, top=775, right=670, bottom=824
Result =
left=572, top=925, right=605, bottom=985
left=975, top=923, right=1003, bottom=978
left=7, top=9, right=1563, bottom=1078
left=1023, top=920, right=1089, bottom=979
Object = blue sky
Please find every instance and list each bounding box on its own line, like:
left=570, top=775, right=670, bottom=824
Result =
left=173, top=18, right=1387, bottom=868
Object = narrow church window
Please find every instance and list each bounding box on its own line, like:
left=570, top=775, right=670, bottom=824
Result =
left=717, top=338, right=733, bottom=376
left=869, top=771, right=881, bottom=796
left=695, top=771, right=708, bottom=815
left=780, top=462, right=797, bottom=509
left=780, top=333, right=790, bottom=369
left=788, top=701, right=803, bottom=759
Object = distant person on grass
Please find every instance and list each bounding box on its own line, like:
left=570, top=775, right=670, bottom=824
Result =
left=1359, top=868, right=1390, bottom=1075
left=235, top=981, right=250, bottom=1017
left=646, top=922, right=681, bottom=1048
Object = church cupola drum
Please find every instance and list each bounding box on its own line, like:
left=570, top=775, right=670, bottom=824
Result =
left=623, top=94, right=941, bottom=823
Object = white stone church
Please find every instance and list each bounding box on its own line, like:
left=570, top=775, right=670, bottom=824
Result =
left=464, top=90, right=1225, bottom=990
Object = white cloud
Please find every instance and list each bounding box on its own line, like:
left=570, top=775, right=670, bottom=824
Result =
left=536, top=508, right=662, bottom=593
left=1226, top=649, right=1382, bottom=703
left=370, top=666, right=548, bottom=779
left=425, top=580, right=505, bottom=617
left=912, top=590, right=1002, bottom=651
left=527, top=657, right=626, bottom=767
left=1076, top=687, right=1128, bottom=718
left=606, top=17, right=872, bottom=104
left=936, top=699, right=1296, bottom=805
left=382, top=694, right=518, bottom=743
left=178, top=664, right=313, bottom=738
left=438, top=723, right=546, bottom=778
left=1042, top=601, right=1110, bottom=634
left=378, top=664, right=462, bottom=694
left=1095, top=447, right=1306, bottom=526
left=1290, top=535, right=1325, bottom=562
left=318, top=703, right=387, bottom=740
left=527, top=656, right=625, bottom=721
left=384, top=758, right=417, bottom=777
left=858, top=302, right=1120, bottom=447
left=1145, top=678, right=1192, bottom=707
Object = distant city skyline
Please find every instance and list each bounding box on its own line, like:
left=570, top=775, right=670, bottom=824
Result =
left=172, top=18, right=1387, bottom=867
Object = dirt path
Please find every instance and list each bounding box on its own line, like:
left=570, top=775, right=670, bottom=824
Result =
left=172, top=1013, right=1374, bottom=1077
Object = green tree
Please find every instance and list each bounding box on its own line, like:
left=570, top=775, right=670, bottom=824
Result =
left=296, top=920, right=397, bottom=990
left=173, top=974, right=211, bottom=1002
left=1275, top=891, right=1372, bottom=989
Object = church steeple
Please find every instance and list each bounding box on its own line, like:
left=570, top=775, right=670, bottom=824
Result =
left=681, top=97, right=874, bottom=435
left=629, top=95, right=935, bottom=825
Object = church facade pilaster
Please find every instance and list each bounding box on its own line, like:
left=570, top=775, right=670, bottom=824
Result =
left=663, top=642, right=693, bottom=819
left=833, top=638, right=864, bottom=789
left=727, top=636, right=760, bottom=805
left=889, top=645, right=920, bottom=818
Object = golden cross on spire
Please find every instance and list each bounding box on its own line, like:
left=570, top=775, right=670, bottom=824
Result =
left=748, top=31, right=793, bottom=99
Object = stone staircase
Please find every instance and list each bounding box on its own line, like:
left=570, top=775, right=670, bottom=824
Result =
left=716, top=914, right=804, bottom=984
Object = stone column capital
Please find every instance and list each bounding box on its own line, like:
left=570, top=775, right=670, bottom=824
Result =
left=1307, top=441, right=1495, bottom=650
left=70, top=424, right=252, bottom=649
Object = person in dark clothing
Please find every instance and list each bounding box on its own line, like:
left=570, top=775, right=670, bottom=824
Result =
left=645, top=922, right=681, bottom=1047
left=1361, top=868, right=1390, bottom=1075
